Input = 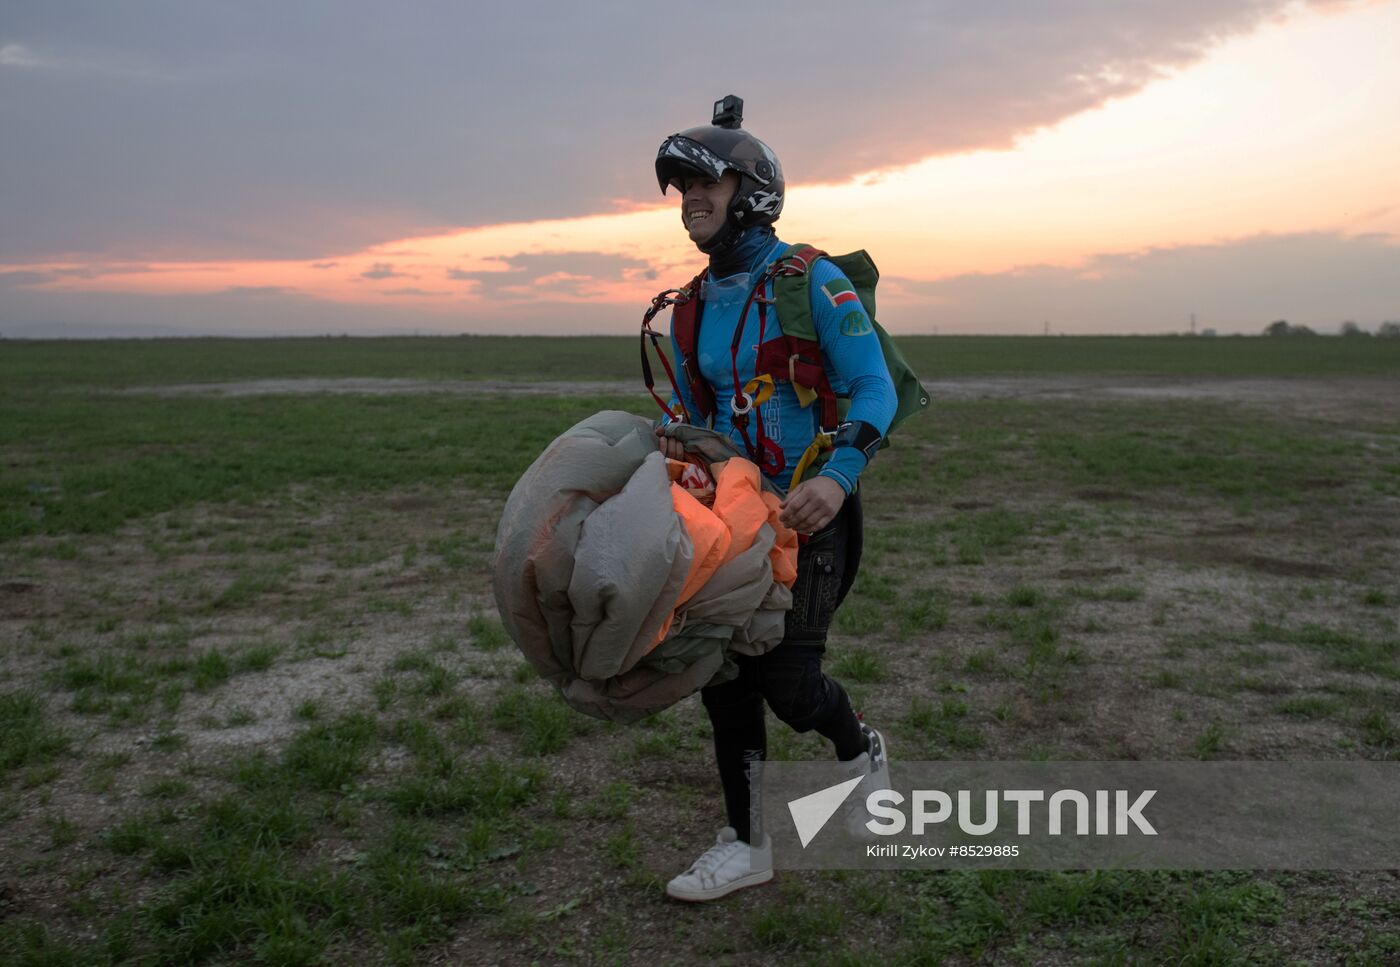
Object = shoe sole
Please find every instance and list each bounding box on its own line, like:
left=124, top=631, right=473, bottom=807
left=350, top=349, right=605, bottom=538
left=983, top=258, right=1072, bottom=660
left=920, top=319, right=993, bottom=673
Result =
left=664, top=868, right=775, bottom=903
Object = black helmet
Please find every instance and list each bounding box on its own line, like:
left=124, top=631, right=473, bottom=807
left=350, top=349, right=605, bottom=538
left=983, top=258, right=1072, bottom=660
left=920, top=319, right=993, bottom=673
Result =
left=655, top=95, right=784, bottom=253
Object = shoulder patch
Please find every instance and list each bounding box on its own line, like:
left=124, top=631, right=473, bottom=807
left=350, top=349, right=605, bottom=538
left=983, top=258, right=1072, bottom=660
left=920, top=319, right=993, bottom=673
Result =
left=820, top=278, right=860, bottom=309
left=840, top=310, right=874, bottom=336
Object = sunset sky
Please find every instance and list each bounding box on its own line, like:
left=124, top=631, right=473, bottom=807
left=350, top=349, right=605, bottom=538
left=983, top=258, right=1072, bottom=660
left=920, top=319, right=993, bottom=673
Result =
left=3, top=0, right=1398, bottom=337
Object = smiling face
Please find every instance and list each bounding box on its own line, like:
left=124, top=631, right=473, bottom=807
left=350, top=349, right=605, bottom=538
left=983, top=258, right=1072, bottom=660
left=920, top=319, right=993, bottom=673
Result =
left=680, top=170, right=740, bottom=247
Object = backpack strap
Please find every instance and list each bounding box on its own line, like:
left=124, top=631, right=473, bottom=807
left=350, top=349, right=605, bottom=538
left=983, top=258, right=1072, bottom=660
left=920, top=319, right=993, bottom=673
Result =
left=766, top=244, right=842, bottom=429
left=670, top=271, right=715, bottom=424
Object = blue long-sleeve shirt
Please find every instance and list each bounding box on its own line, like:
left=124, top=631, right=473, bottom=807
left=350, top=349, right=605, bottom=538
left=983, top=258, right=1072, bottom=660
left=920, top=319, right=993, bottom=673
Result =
left=668, top=233, right=897, bottom=493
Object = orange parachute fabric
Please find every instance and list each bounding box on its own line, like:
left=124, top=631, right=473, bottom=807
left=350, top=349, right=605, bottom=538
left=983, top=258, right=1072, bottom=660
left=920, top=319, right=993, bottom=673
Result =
left=648, top=457, right=798, bottom=652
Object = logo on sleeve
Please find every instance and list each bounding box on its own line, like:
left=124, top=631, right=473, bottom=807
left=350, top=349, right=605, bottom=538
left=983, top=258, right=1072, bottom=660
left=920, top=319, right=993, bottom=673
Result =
left=820, top=279, right=861, bottom=309
left=840, top=311, right=874, bottom=336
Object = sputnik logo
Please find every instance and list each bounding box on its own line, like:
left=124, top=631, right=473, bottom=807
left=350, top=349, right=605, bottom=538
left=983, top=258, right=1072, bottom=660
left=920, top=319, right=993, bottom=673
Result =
left=786, top=775, right=864, bottom=847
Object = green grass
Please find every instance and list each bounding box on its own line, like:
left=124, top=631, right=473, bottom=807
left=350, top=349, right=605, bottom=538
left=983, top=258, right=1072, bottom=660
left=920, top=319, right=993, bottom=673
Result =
left=834, top=598, right=884, bottom=636
left=3, top=338, right=1398, bottom=963
left=7, top=353, right=1398, bottom=545
left=1195, top=721, right=1227, bottom=759
left=950, top=509, right=1034, bottom=564
left=603, top=824, right=640, bottom=868
left=463, top=611, right=506, bottom=649
left=280, top=713, right=379, bottom=791
left=1276, top=695, right=1341, bottom=719
left=901, top=697, right=984, bottom=754
left=491, top=685, right=593, bottom=756
left=864, top=395, right=1400, bottom=512
left=48, top=638, right=280, bottom=725
left=209, top=564, right=294, bottom=611
left=5, top=334, right=1399, bottom=393
left=980, top=595, right=1068, bottom=673
left=889, top=869, right=1287, bottom=962
left=33, top=709, right=542, bottom=963
left=1251, top=620, right=1399, bottom=680
left=897, top=595, right=948, bottom=639
left=384, top=757, right=541, bottom=818
left=0, top=391, right=643, bottom=541
left=830, top=647, right=887, bottom=683
left=584, top=781, right=638, bottom=821
left=1358, top=710, right=1397, bottom=750
left=0, top=691, right=69, bottom=775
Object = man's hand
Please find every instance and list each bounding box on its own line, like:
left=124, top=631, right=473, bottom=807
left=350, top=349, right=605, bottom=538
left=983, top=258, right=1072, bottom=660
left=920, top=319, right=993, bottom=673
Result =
left=653, top=424, right=687, bottom=461
left=779, top=475, right=846, bottom=534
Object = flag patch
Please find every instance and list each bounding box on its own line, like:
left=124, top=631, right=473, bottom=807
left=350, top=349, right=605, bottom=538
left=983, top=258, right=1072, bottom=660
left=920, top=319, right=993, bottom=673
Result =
left=820, top=280, right=860, bottom=309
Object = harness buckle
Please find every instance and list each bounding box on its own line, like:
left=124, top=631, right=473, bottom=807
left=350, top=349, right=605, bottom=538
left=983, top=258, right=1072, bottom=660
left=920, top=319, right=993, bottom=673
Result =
left=730, top=391, right=755, bottom=417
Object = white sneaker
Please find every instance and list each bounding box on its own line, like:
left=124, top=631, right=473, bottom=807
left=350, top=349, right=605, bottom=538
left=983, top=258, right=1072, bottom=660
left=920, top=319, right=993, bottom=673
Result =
left=842, top=724, right=892, bottom=841
left=665, top=826, right=774, bottom=902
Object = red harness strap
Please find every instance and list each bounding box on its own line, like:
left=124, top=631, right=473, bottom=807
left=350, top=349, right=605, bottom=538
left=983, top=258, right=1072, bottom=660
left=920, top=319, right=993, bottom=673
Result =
left=650, top=245, right=845, bottom=472
left=755, top=336, right=840, bottom=429
left=669, top=272, right=716, bottom=425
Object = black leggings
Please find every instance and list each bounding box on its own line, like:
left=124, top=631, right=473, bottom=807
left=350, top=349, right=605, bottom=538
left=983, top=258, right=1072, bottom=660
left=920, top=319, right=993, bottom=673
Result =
left=699, top=490, right=867, bottom=844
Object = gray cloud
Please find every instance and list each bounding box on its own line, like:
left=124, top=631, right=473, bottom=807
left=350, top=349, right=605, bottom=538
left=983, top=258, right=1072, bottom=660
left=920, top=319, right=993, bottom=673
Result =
left=220, top=285, right=292, bottom=296
left=0, top=44, right=46, bottom=68
left=359, top=263, right=403, bottom=280
left=454, top=251, right=655, bottom=300
left=0, top=41, right=171, bottom=79
left=0, top=0, right=1330, bottom=261
left=0, top=269, right=55, bottom=287
left=0, top=264, right=161, bottom=285
left=882, top=232, right=1400, bottom=335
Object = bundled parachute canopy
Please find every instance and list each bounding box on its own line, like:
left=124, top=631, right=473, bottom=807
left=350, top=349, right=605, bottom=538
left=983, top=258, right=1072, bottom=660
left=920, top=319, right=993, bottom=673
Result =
left=491, top=411, right=798, bottom=724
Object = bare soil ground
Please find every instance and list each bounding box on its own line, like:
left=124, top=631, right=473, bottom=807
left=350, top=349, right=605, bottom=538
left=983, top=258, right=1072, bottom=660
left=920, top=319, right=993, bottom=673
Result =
left=113, top=373, right=1400, bottom=424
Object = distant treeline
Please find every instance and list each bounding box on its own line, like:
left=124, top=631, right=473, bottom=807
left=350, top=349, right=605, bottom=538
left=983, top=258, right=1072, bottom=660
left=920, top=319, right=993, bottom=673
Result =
left=1263, top=320, right=1400, bottom=338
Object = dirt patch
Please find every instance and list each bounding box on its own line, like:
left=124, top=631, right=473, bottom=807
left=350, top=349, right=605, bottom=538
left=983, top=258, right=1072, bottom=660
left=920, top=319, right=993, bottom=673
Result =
left=1140, top=541, right=1339, bottom=578
left=1194, top=522, right=1258, bottom=538
left=0, top=580, right=60, bottom=620
left=111, top=378, right=639, bottom=398
left=104, top=374, right=1400, bottom=427
left=927, top=375, right=1400, bottom=424
left=1073, top=488, right=1140, bottom=502
left=1053, top=565, right=1126, bottom=579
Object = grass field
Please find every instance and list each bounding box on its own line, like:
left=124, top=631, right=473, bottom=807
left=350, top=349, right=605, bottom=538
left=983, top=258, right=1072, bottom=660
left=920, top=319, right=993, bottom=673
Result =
left=6, top=332, right=1400, bottom=389
left=1, top=336, right=1398, bottom=964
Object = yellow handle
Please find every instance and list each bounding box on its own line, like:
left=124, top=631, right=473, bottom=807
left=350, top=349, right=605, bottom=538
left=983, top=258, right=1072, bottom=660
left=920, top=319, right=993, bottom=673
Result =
left=789, top=432, right=832, bottom=489
left=742, top=374, right=776, bottom=406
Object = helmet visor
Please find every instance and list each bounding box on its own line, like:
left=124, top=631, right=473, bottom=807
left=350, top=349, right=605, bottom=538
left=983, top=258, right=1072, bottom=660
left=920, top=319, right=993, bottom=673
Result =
left=655, top=135, right=731, bottom=194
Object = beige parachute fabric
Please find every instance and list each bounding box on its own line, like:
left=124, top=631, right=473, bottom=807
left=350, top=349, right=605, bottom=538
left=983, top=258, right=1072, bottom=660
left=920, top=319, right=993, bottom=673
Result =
left=491, top=411, right=793, bottom=724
